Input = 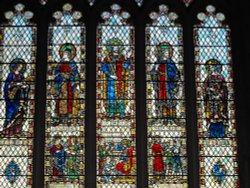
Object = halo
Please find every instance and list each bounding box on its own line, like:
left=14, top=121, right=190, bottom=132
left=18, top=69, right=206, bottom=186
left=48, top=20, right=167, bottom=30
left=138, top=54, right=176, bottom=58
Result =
left=10, top=58, right=26, bottom=73
left=121, top=139, right=131, bottom=147
left=205, top=59, right=221, bottom=66
left=105, top=38, right=124, bottom=54
left=157, top=41, right=174, bottom=58
left=59, top=43, right=77, bottom=60
left=205, top=59, right=222, bottom=72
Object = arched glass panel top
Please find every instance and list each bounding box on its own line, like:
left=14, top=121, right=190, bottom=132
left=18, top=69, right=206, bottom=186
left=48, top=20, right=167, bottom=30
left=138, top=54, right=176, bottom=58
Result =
left=0, top=3, right=36, bottom=188
left=45, top=3, right=86, bottom=187
left=194, top=5, right=239, bottom=188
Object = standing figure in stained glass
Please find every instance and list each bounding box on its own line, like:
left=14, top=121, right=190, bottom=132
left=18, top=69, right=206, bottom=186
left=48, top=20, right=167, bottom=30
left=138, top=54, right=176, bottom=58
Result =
left=1, top=58, right=31, bottom=137
left=164, top=141, right=182, bottom=175
left=150, top=42, right=180, bottom=118
left=98, top=139, right=114, bottom=176
left=204, top=59, right=228, bottom=138
left=102, top=156, right=115, bottom=183
left=152, top=136, right=164, bottom=178
left=102, top=38, right=131, bottom=118
left=50, top=137, right=66, bottom=176
left=66, top=137, right=80, bottom=179
left=172, top=140, right=182, bottom=175
left=51, top=43, right=80, bottom=120
left=164, top=140, right=174, bottom=175
left=116, top=139, right=134, bottom=175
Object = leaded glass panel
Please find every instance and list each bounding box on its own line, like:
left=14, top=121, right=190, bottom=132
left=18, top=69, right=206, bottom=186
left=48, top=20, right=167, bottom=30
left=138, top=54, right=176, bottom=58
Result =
left=96, top=4, right=136, bottom=187
left=0, top=4, right=36, bottom=188
left=44, top=4, right=85, bottom=187
left=194, top=5, right=239, bottom=188
left=146, top=5, right=188, bottom=187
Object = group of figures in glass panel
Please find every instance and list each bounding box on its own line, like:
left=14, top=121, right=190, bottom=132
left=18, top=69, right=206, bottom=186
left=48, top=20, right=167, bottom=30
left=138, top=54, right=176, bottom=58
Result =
left=146, top=5, right=188, bottom=187
left=0, top=4, right=35, bottom=188
left=194, top=5, right=239, bottom=188
left=96, top=4, right=136, bottom=187
left=44, top=4, right=85, bottom=187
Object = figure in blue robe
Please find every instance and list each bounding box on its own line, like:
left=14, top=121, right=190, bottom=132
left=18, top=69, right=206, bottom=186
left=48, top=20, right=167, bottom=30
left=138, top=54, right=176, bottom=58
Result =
left=213, top=161, right=226, bottom=184
left=150, top=42, right=180, bottom=118
left=1, top=59, right=30, bottom=136
left=102, top=38, right=131, bottom=118
left=4, top=160, right=21, bottom=184
left=50, top=140, right=66, bottom=176
left=204, top=59, right=228, bottom=138
left=171, top=141, right=182, bottom=175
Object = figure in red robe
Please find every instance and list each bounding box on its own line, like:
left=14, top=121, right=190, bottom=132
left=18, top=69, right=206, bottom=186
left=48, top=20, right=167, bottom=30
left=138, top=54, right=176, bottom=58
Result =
left=50, top=138, right=66, bottom=175
left=116, top=139, right=134, bottom=175
left=52, top=43, right=79, bottom=119
left=150, top=42, right=180, bottom=118
left=152, top=137, right=164, bottom=175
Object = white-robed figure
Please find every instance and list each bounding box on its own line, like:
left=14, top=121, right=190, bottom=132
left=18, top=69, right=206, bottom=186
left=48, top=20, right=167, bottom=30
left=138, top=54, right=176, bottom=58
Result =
left=102, top=156, right=115, bottom=183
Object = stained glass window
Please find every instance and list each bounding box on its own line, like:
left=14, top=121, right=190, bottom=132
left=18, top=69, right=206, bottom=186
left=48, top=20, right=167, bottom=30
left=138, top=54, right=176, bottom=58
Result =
left=146, top=5, right=188, bottom=187
left=194, top=5, right=239, bottom=187
left=0, top=4, right=36, bottom=187
left=45, top=4, right=85, bottom=187
left=96, top=4, right=136, bottom=187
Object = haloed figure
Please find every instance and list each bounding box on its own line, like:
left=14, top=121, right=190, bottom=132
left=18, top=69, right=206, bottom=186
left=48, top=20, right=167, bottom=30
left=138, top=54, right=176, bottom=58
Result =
left=2, top=58, right=31, bottom=137
left=102, top=38, right=132, bottom=118
left=204, top=59, right=228, bottom=138
left=150, top=42, right=180, bottom=118
left=52, top=43, right=80, bottom=119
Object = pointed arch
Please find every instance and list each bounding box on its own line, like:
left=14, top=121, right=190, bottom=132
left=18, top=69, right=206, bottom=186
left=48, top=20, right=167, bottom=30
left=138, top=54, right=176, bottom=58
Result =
left=194, top=5, right=239, bottom=187
left=0, top=3, right=36, bottom=187
left=145, top=4, right=188, bottom=187
left=44, top=3, right=86, bottom=187
left=96, top=3, right=136, bottom=187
